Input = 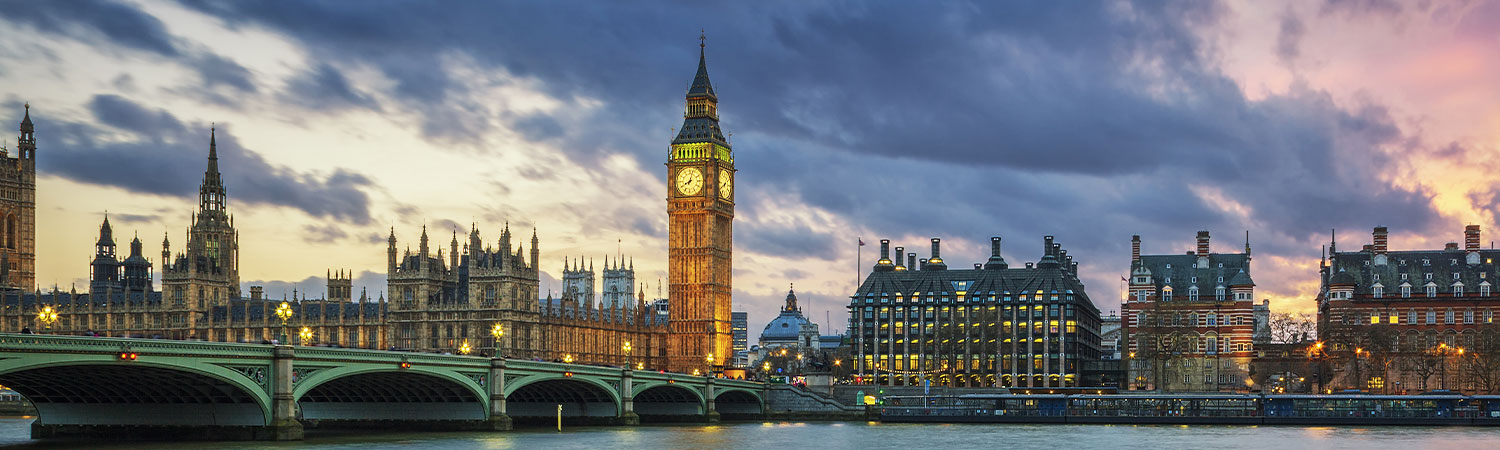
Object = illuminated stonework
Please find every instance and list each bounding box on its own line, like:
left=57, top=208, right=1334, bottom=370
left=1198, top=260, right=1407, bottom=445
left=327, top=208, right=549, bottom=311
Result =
left=666, top=38, right=735, bottom=373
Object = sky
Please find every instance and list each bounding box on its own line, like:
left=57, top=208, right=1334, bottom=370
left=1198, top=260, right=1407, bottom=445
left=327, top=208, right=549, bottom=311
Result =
left=2, top=0, right=1498, bottom=343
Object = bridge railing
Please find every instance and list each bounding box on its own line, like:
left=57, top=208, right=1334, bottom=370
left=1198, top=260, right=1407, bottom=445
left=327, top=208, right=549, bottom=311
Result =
left=0, top=333, right=275, bottom=358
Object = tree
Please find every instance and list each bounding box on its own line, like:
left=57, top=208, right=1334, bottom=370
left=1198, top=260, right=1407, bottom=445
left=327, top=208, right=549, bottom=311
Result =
left=1269, top=312, right=1316, bottom=344
left=1463, top=324, right=1500, bottom=394
left=1401, top=349, right=1443, bottom=392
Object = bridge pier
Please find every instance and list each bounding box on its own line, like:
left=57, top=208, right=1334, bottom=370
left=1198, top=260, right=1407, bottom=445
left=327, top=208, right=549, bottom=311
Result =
left=270, top=345, right=304, bottom=440
left=705, top=376, right=720, bottom=423
left=486, top=357, right=513, bottom=431
left=619, top=368, right=639, bottom=425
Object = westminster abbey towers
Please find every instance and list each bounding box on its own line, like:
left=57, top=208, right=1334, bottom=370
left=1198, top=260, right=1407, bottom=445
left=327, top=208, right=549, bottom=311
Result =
left=666, top=38, right=736, bottom=373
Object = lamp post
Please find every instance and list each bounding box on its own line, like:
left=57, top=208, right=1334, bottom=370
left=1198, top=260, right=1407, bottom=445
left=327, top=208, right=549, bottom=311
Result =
left=459, top=339, right=472, bottom=355
left=36, top=305, right=58, bottom=334
left=299, top=326, right=313, bottom=346
left=1436, top=343, right=1465, bottom=391
left=706, top=353, right=716, bottom=378
left=491, top=323, right=504, bottom=357
left=623, top=340, right=632, bottom=370
left=275, top=301, right=293, bottom=344
left=1307, top=341, right=1327, bottom=393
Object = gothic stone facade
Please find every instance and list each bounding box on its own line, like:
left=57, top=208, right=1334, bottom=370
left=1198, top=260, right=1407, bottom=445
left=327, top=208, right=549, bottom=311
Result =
left=387, top=226, right=667, bottom=368
left=666, top=39, right=735, bottom=373
left=0, top=106, right=37, bottom=291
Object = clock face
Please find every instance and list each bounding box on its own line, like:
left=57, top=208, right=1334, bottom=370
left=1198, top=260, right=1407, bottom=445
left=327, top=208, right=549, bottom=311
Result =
left=719, top=168, right=733, bottom=200
left=676, top=167, right=704, bottom=196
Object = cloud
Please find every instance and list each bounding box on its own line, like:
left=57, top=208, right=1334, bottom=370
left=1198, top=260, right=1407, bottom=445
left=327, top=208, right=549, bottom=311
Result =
left=302, top=224, right=348, bottom=244
left=36, top=94, right=377, bottom=224
left=3, top=0, right=179, bottom=57
left=281, top=63, right=378, bottom=111
left=1276, top=8, right=1307, bottom=66
left=4, top=0, right=258, bottom=96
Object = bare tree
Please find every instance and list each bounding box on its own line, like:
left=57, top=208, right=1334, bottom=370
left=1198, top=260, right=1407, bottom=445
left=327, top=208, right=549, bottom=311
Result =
left=1270, top=312, right=1316, bottom=344
left=1463, top=325, right=1500, bottom=394
left=1401, top=349, right=1443, bottom=392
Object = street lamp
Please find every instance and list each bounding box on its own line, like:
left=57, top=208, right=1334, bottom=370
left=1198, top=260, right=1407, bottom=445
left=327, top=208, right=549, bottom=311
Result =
left=274, top=301, right=294, bottom=344
left=459, top=339, right=472, bottom=355
left=563, top=354, right=574, bottom=364
left=623, top=340, right=632, bottom=370
left=36, top=305, right=58, bottom=333
left=490, top=323, right=504, bottom=356
left=706, top=353, right=716, bottom=378
left=299, top=326, right=314, bottom=345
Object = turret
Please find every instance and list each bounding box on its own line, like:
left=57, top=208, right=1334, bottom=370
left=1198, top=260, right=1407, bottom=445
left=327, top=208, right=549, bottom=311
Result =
left=419, top=225, right=429, bottom=271
left=387, top=228, right=397, bottom=274
left=18, top=103, right=34, bottom=160
left=450, top=229, right=459, bottom=272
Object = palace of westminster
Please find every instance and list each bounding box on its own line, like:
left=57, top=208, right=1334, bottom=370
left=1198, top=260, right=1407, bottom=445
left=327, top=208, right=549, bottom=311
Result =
left=0, top=41, right=738, bottom=374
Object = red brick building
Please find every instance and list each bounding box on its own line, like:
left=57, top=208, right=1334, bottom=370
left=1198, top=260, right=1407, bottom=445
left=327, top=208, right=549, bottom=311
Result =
left=1317, top=225, right=1500, bottom=394
left=1122, top=231, right=1258, bottom=392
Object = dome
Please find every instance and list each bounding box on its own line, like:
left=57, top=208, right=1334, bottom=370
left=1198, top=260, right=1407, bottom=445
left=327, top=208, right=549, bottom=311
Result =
left=760, top=287, right=813, bottom=342
left=760, top=312, right=812, bottom=342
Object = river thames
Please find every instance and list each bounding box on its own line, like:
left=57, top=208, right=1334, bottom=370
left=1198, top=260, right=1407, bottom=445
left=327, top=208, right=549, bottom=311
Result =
left=1, top=418, right=1498, bottom=449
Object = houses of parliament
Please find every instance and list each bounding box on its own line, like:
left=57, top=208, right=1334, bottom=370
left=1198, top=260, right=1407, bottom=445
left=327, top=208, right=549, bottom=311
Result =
left=0, top=41, right=737, bottom=374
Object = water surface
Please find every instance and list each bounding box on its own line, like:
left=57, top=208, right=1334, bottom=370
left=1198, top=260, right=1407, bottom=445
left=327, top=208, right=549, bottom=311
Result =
left=1, top=417, right=1496, bottom=449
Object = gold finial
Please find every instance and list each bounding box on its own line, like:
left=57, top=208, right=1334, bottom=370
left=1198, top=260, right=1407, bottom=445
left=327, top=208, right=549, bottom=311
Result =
left=700, top=29, right=706, bottom=48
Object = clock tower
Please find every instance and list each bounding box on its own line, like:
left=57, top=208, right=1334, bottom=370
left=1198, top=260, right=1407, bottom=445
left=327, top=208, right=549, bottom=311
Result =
left=666, top=35, right=735, bottom=374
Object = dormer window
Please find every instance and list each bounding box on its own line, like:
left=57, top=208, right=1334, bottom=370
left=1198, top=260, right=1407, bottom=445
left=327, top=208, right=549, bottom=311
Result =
left=1453, top=282, right=1464, bottom=297
left=1166, top=263, right=1172, bottom=269
left=1163, top=286, right=1174, bottom=302
left=1217, top=276, right=1224, bottom=283
left=1401, top=285, right=1411, bottom=298
left=1401, top=273, right=1409, bottom=281
left=1454, top=273, right=1462, bottom=280
left=1425, top=273, right=1433, bottom=280
left=1422, top=259, right=1430, bottom=266
left=1425, top=283, right=1437, bottom=298
left=1373, top=274, right=1381, bottom=282
left=1401, top=260, right=1407, bottom=266
left=1451, top=259, right=1458, bottom=265
left=1191, top=277, right=1197, bottom=283
left=1372, top=285, right=1384, bottom=298
left=1189, top=286, right=1199, bottom=301
left=1217, top=263, right=1223, bottom=268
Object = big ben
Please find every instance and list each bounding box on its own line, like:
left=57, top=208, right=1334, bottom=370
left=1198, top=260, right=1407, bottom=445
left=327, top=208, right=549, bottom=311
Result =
left=667, top=36, right=734, bottom=374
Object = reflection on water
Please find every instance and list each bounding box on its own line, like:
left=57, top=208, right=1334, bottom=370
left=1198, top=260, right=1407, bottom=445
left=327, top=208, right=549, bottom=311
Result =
left=1, top=417, right=1498, bottom=449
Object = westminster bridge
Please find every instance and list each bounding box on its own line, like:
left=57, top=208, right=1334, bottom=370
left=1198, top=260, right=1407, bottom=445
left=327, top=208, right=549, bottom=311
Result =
left=0, top=333, right=769, bottom=440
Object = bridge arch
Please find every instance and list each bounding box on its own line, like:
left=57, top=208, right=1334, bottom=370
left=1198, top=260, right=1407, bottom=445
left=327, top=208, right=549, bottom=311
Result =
left=633, top=382, right=705, bottom=419
left=506, top=376, right=620, bottom=420
left=295, top=367, right=486, bottom=423
left=714, top=388, right=765, bottom=417
left=0, top=360, right=272, bottom=428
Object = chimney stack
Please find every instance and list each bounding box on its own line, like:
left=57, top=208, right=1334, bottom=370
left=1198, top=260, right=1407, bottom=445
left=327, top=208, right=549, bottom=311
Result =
left=879, top=239, right=891, bottom=262
left=1466, top=225, right=1481, bottom=251
left=919, top=258, right=927, bottom=270
left=930, top=238, right=942, bottom=261
left=1196, top=231, right=1210, bottom=257
left=1044, top=236, right=1055, bottom=256
left=894, top=246, right=905, bottom=269
left=1131, top=235, right=1141, bottom=263
left=1445, top=242, right=1459, bottom=251
left=1373, top=226, right=1388, bottom=255
left=907, top=253, right=917, bottom=271
left=991, top=237, right=1002, bottom=258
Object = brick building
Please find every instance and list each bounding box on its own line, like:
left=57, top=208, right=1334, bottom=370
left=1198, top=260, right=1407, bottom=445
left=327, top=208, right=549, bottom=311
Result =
left=1122, top=231, right=1258, bottom=392
left=1317, top=225, right=1500, bottom=393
